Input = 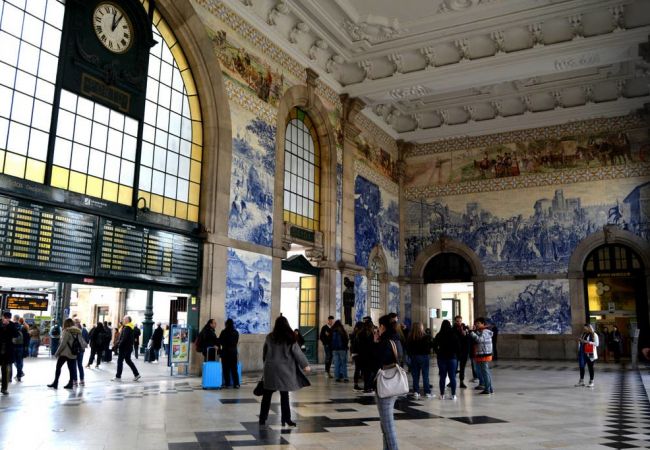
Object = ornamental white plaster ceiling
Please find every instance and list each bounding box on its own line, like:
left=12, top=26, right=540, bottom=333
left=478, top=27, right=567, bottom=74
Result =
left=224, top=0, right=650, bottom=143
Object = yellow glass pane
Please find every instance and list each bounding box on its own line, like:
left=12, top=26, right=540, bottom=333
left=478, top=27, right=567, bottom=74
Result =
left=137, top=191, right=151, bottom=210
left=191, top=120, right=202, bottom=146
left=188, top=205, right=199, bottom=222
left=25, top=159, right=45, bottom=183
left=301, top=276, right=316, bottom=289
left=102, top=181, right=118, bottom=202
left=51, top=166, right=69, bottom=189
left=314, top=204, right=320, bottom=219
left=283, top=210, right=290, bottom=222
left=189, top=96, right=201, bottom=122
left=118, top=185, right=132, bottom=206
left=156, top=16, right=175, bottom=47
left=175, top=201, right=188, bottom=220
left=189, top=182, right=200, bottom=205
left=181, top=70, right=197, bottom=96
left=314, top=170, right=320, bottom=185
left=163, top=197, right=175, bottom=216
left=150, top=194, right=163, bottom=213
left=190, top=160, right=201, bottom=183
left=0, top=150, right=5, bottom=172
left=86, top=176, right=103, bottom=197
left=151, top=7, right=160, bottom=26
left=191, top=144, right=202, bottom=162
left=69, top=171, right=86, bottom=194
left=170, top=43, right=188, bottom=71
left=4, top=153, right=26, bottom=178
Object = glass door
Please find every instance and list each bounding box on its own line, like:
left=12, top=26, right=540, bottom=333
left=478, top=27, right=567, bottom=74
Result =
left=299, top=276, right=318, bottom=364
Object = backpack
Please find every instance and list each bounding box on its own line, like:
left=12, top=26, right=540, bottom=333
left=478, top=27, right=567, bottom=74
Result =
left=69, top=333, right=82, bottom=356
left=50, top=325, right=61, bottom=338
left=194, top=332, right=203, bottom=353
left=12, top=324, right=23, bottom=345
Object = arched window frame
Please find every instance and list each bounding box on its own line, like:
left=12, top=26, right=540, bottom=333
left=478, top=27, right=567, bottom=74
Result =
left=367, top=245, right=388, bottom=312
left=283, top=107, right=320, bottom=231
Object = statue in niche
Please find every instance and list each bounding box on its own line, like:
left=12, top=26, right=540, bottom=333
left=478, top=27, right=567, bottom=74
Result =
left=343, top=277, right=355, bottom=326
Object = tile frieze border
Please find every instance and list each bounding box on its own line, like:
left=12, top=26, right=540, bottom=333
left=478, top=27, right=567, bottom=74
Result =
left=405, top=162, right=650, bottom=200
left=407, top=114, right=647, bottom=157
left=225, top=79, right=278, bottom=126
left=355, top=114, right=398, bottom=155
left=354, top=160, right=399, bottom=196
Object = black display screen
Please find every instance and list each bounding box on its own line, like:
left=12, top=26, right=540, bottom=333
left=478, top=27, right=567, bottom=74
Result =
left=97, top=219, right=200, bottom=285
left=0, top=195, right=96, bottom=274
left=6, top=296, right=49, bottom=311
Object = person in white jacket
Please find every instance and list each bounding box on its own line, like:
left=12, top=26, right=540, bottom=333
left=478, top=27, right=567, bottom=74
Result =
left=575, top=324, right=599, bottom=388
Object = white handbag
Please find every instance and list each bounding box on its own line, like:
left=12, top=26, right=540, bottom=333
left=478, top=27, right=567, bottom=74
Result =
left=375, top=340, right=409, bottom=398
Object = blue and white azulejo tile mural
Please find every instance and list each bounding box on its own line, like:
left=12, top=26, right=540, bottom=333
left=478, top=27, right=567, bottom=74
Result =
left=388, top=282, right=400, bottom=316
left=335, top=163, right=343, bottom=261
left=405, top=177, right=650, bottom=276
left=485, top=279, right=571, bottom=334
left=403, top=288, right=412, bottom=328
left=335, top=271, right=342, bottom=320
left=354, top=274, right=367, bottom=323
left=225, top=248, right=272, bottom=334
left=228, top=104, right=276, bottom=247
left=354, top=176, right=399, bottom=276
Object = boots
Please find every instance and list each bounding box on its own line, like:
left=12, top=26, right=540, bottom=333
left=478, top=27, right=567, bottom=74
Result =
left=47, top=382, right=58, bottom=389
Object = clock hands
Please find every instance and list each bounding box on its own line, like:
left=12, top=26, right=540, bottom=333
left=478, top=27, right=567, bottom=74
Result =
left=111, top=12, right=123, bottom=32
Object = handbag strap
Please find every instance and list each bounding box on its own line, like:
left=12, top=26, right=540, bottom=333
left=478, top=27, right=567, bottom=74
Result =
left=389, top=340, right=398, bottom=364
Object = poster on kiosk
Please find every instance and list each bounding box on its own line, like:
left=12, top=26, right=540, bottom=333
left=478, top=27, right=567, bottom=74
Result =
left=170, top=325, right=190, bottom=373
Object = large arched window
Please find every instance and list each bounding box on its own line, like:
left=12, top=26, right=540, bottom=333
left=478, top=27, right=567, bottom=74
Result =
left=283, top=108, right=319, bottom=231
left=0, top=1, right=202, bottom=222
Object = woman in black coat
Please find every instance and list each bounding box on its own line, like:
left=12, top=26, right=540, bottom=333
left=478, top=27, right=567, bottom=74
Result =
left=87, top=322, right=105, bottom=368
left=198, top=319, right=219, bottom=361
left=219, top=319, right=240, bottom=388
left=434, top=320, right=461, bottom=400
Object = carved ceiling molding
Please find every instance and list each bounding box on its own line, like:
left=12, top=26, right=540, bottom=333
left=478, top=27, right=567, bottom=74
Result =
left=342, top=18, right=406, bottom=44
left=355, top=113, right=398, bottom=155
left=224, top=79, right=278, bottom=125
left=405, top=162, right=650, bottom=200
left=407, top=114, right=647, bottom=157
left=354, top=160, right=399, bottom=196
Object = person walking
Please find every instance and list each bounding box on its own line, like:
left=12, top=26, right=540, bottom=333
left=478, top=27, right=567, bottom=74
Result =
left=73, top=319, right=88, bottom=386
left=218, top=319, right=240, bottom=388
left=49, top=320, right=61, bottom=357
left=406, top=322, right=433, bottom=399
left=28, top=323, right=40, bottom=357
left=47, top=318, right=85, bottom=389
left=453, top=315, right=471, bottom=389
left=611, top=325, right=623, bottom=363
left=197, top=319, right=219, bottom=361
left=319, top=316, right=334, bottom=377
left=0, top=312, right=19, bottom=395
left=434, top=320, right=461, bottom=400
left=133, top=324, right=141, bottom=359
left=470, top=317, right=494, bottom=395
left=372, top=314, right=403, bottom=450
left=11, top=315, right=25, bottom=382
left=150, top=323, right=164, bottom=363
left=575, top=324, right=599, bottom=388
left=87, top=322, right=105, bottom=368
left=18, top=318, right=29, bottom=359
left=111, top=316, right=141, bottom=382
left=258, top=316, right=311, bottom=427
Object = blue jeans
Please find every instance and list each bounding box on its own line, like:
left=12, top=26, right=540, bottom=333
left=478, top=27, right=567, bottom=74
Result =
left=409, top=354, right=430, bottom=395
left=333, top=350, right=348, bottom=380
left=376, top=395, right=398, bottom=450
left=29, top=339, right=39, bottom=357
left=437, top=357, right=458, bottom=396
left=13, top=348, right=24, bottom=378
left=76, top=351, right=85, bottom=381
left=477, top=360, right=493, bottom=393
left=50, top=338, right=60, bottom=356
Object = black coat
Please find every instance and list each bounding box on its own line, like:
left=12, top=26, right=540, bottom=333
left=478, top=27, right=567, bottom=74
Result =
left=151, top=326, right=164, bottom=349
left=199, top=326, right=219, bottom=352
left=0, top=322, right=18, bottom=364
left=434, top=329, right=461, bottom=360
left=218, top=328, right=239, bottom=358
left=117, top=325, right=135, bottom=354
left=372, top=331, right=403, bottom=371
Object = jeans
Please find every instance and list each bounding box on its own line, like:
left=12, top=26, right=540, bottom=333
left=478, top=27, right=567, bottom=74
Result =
left=116, top=350, right=139, bottom=378
left=376, top=395, right=399, bottom=450
left=133, top=342, right=139, bottom=359
left=76, top=350, right=85, bottom=381
left=578, top=351, right=595, bottom=381
left=52, top=356, right=77, bottom=386
left=1, top=362, right=10, bottom=392
left=437, top=358, right=458, bottom=396
left=409, top=354, right=430, bottom=395
left=333, top=350, right=348, bottom=380
left=50, top=338, right=60, bottom=356
left=324, top=344, right=332, bottom=373
left=259, top=390, right=290, bottom=423
left=477, top=360, right=493, bottom=392
left=29, top=339, right=39, bottom=357
left=458, top=353, right=468, bottom=382
left=13, top=348, right=24, bottom=378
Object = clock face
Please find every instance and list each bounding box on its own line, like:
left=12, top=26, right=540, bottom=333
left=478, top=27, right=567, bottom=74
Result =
left=93, top=2, right=133, bottom=54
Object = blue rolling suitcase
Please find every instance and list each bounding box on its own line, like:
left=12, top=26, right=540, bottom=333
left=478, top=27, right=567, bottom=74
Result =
left=202, top=348, right=222, bottom=390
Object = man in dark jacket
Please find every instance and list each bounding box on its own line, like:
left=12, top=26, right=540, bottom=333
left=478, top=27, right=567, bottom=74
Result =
left=453, top=315, right=471, bottom=388
left=0, top=312, right=18, bottom=394
left=111, top=315, right=141, bottom=382
left=319, top=316, right=334, bottom=377
left=150, top=323, right=164, bottom=362
left=133, top=325, right=141, bottom=359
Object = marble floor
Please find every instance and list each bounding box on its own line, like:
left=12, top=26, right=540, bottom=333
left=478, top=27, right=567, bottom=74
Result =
left=1, top=357, right=649, bottom=449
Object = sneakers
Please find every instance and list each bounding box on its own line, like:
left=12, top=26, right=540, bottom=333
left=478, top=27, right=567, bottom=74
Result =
left=80, top=380, right=85, bottom=386
left=450, top=394, right=457, bottom=400
left=479, top=390, right=492, bottom=395
left=425, top=393, right=434, bottom=399
left=73, top=381, right=79, bottom=387
left=410, top=392, right=420, bottom=399
left=587, top=380, right=594, bottom=388
left=574, top=380, right=585, bottom=387
left=134, top=375, right=141, bottom=382
left=474, top=385, right=485, bottom=391
left=111, top=377, right=122, bottom=382
left=353, top=385, right=363, bottom=392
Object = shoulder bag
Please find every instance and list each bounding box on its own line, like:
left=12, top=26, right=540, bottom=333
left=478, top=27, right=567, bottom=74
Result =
left=253, top=378, right=265, bottom=396
left=376, top=340, right=409, bottom=398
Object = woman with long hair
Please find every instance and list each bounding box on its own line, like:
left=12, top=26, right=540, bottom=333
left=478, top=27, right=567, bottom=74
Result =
left=434, top=320, right=460, bottom=400
left=219, top=318, right=240, bottom=388
left=197, top=319, right=219, bottom=361
left=576, top=323, right=599, bottom=388
left=406, top=322, right=433, bottom=399
left=47, top=318, right=86, bottom=389
left=258, top=316, right=311, bottom=427
left=331, top=320, right=349, bottom=382
left=87, top=322, right=105, bottom=368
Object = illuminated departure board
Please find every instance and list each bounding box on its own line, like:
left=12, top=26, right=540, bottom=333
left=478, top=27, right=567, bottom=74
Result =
left=97, top=219, right=200, bottom=285
left=6, top=296, right=49, bottom=311
left=0, top=195, right=96, bottom=274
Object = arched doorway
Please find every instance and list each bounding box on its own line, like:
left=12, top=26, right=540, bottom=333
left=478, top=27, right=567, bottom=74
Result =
left=583, top=243, right=648, bottom=360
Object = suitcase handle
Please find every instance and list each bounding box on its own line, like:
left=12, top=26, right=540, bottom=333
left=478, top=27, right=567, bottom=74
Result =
left=206, top=346, right=218, bottom=361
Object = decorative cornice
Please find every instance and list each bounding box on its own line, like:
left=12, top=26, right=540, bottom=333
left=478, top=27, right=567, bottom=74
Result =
left=405, top=162, right=650, bottom=200
left=356, top=113, right=398, bottom=155
left=407, top=114, right=647, bottom=157
left=316, top=79, right=342, bottom=111
left=354, top=160, right=399, bottom=196
left=224, top=79, right=277, bottom=125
